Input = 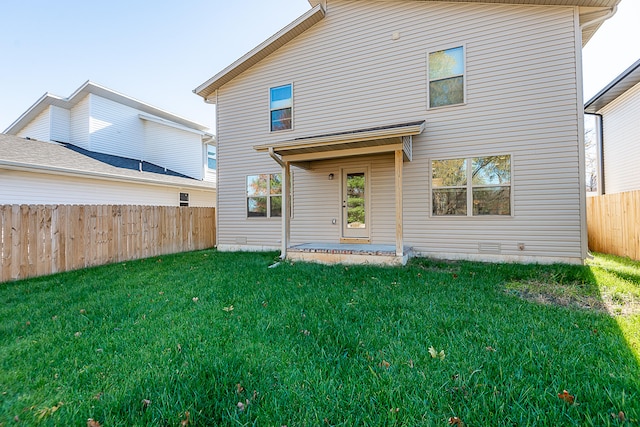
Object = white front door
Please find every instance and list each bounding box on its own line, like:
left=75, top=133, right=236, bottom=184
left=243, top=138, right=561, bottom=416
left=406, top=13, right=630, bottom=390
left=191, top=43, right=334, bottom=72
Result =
left=342, top=168, right=369, bottom=240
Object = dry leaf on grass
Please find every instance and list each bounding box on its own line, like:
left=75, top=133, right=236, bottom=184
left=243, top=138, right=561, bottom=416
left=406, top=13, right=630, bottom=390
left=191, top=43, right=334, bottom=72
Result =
left=87, top=419, right=101, bottom=427
left=558, top=390, right=575, bottom=404
left=181, top=411, right=190, bottom=426
left=449, top=416, right=464, bottom=426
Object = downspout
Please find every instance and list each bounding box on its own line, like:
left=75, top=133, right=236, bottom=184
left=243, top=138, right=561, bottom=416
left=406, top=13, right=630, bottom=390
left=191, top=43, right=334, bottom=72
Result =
left=594, top=113, right=605, bottom=195
left=584, top=112, right=605, bottom=195
left=269, top=148, right=288, bottom=260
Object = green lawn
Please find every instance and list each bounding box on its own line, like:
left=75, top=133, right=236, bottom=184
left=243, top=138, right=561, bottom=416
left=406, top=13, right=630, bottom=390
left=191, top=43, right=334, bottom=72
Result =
left=1, top=251, right=638, bottom=426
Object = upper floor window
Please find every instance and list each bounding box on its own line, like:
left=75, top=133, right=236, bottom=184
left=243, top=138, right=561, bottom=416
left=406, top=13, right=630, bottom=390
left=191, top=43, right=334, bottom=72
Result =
left=432, top=155, right=511, bottom=216
left=207, top=144, right=216, bottom=170
left=270, top=84, right=292, bottom=131
left=428, top=46, right=465, bottom=108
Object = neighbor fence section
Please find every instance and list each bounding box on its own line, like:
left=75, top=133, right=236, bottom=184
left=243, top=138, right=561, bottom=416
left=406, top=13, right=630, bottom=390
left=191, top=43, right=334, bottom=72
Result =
left=586, top=191, right=640, bottom=261
left=0, top=205, right=216, bottom=283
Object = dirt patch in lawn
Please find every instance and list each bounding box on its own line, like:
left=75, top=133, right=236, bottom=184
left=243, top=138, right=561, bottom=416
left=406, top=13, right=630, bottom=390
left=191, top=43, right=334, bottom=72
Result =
left=505, top=280, right=640, bottom=317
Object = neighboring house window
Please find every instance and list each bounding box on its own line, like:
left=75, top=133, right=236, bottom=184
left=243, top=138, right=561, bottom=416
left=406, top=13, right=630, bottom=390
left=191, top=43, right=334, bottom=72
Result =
left=432, top=155, right=511, bottom=216
left=270, top=84, right=292, bottom=131
left=207, top=144, right=217, bottom=170
left=428, top=46, right=465, bottom=108
left=247, top=174, right=282, bottom=217
left=180, top=192, right=189, bottom=207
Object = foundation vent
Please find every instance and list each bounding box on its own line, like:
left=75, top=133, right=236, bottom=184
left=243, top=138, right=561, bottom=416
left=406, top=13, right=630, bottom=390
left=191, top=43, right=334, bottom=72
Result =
left=478, top=242, right=501, bottom=254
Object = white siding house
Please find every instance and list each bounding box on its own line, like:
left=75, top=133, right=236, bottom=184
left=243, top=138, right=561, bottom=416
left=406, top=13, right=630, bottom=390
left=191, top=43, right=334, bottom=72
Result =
left=584, top=58, right=640, bottom=195
left=195, top=0, right=618, bottom=265
left=5, top=81, right=216, bottom=186
left=0, top=134, right=215, bottom=207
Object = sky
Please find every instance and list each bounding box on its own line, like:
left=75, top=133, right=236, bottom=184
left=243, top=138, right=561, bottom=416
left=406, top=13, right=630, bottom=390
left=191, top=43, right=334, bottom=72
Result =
left=1, top=0, right=638, bottom=133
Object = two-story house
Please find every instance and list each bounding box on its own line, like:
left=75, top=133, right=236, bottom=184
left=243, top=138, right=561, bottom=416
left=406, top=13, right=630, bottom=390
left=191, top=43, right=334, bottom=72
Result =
left=3, top=81, right=216, bottom=206
left=195, top=0, right=618, bottom=265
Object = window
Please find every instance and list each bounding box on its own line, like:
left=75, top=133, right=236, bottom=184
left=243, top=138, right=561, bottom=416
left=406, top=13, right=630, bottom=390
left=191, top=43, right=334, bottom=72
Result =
left=270, top=84, right=292, bottom=131
left=247, top=174, right=282, bottom=217
left=432, top=155, right=511, bottom=216
left=179, top=192, right=189, bottom=207
left=428, top=46, right=465, bottom=108
left=207, top=144, right=216, bottom=170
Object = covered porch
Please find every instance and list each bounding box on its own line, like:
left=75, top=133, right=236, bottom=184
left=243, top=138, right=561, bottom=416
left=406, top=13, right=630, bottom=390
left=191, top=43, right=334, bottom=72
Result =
left=254, top=120, right=425, bottom=266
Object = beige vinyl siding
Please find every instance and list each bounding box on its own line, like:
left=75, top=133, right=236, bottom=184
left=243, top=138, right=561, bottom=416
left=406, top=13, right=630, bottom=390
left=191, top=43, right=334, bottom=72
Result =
left=70, top=94, right=90, bottom=149
left=89, top=95, right=144, bottom=159
left=216, top=1, right=583, bottom=261
left=600, top=81, right=640, bottom=194
left=143, top=120, right=204, bottom=180
left=0, top=169, right=215, bottom=207
left=16, top=108, right=50, bottom=142
left=288, top=154, right=396, bottom=245
left=50, top=105, right=70, bottom=143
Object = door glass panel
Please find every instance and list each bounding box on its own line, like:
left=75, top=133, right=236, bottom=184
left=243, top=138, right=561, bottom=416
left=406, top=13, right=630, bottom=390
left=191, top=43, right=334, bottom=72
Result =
left=346, top=172, right=366, bottom=229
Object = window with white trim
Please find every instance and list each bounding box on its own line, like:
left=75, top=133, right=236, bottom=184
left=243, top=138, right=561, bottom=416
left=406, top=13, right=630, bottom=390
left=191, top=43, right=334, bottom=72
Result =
left=428, top=46, right=465, bottom=108
left=247, top=174, right=282, bottom=217
left=270, top=84, right=292, bottom=131
left=206, top=144, right=216, bottom=170
left=432, top=155, right=511, bottom=216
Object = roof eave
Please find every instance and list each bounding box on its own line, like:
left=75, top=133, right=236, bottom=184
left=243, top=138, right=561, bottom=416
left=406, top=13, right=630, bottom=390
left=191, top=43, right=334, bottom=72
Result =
left=0, top=159, right=216, bottom=191
left=6, top=80, right=209, bottom=135
left=193, top=4, right=326, bottom=101
left=585, top=58, right=640, bottom=113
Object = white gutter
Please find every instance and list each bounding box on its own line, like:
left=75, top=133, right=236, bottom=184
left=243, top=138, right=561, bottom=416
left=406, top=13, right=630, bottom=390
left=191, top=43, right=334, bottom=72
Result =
left=0, top=160, right=215, bottom=191
left=580, top=5, right=617, bottom=29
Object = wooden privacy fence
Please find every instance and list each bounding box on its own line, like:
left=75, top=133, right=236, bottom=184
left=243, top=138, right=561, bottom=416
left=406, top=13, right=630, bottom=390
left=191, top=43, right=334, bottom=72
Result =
left=0, top=205, right=216, bottom=283
left=586, top=190, right=640, bottom=261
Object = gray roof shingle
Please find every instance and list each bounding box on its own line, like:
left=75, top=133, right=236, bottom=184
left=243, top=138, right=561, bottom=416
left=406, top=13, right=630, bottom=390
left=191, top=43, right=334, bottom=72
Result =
left=0, top=133, right=214, bottom=190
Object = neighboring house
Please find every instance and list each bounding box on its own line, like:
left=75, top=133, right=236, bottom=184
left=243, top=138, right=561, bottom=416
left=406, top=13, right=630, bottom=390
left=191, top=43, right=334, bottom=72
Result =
left=584, top=58, right=640, bottom=195
left=0, top=133, right=215, bottom=206
left=4, top=80, right=216, bottom=186
left=194, top=0, right=618, bottom=265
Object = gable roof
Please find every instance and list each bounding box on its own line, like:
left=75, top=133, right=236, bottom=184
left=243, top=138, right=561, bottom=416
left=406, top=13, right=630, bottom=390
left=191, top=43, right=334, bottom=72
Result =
left=5, top=80, right=209, bottom=135
left=194, top=4, right=325, bottom=101
left=194, top=0, right=618, bottom=100
left=584, top=58, right=640, bottom=114
left=0, top=133, right=214, bottom=190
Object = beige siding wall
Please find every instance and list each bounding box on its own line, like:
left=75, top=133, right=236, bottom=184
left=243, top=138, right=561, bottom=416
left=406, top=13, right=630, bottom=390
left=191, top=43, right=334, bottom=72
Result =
left=17, top=107, right=50, bottom=142
left=600, top=82, right=640, bottom=194
left=0, top=169, right=215, bottom=207
left=216, top=1, right=583, bottom=262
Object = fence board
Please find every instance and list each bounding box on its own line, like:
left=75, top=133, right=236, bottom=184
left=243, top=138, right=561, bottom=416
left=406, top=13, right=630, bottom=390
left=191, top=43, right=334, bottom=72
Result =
left=587, top=190, right=640, bottom=261
left=0, top=205, right=216, bottom=283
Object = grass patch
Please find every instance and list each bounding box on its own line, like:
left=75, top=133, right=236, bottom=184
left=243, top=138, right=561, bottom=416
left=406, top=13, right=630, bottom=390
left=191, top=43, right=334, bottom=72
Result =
left=1, top=251, right=639, bottom=426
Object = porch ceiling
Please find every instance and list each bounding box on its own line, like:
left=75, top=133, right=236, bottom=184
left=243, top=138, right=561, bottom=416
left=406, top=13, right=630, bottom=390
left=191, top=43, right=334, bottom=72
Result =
left=254, top=120, right=425, bottom=162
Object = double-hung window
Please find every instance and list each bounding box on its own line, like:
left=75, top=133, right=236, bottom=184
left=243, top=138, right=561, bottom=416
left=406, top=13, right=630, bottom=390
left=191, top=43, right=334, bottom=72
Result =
left=270, top=84, right=292, bottom=131
left=247, top=174, right=282, bottom=217
left=428, top=46, right=465, bottom=108
left=432, top=155, right=511, bottom=216
left=206, top=144, right=216, bottom=170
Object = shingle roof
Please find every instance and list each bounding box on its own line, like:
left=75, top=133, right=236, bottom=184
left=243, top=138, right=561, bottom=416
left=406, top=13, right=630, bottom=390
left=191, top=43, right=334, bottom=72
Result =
left=0, top=133, right=214, bottom=190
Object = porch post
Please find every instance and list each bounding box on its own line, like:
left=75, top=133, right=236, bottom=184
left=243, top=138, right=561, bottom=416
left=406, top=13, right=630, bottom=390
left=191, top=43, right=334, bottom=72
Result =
left=395, top=149, right=403, bottom=257
left=282, top=161, right=291, bottom=258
